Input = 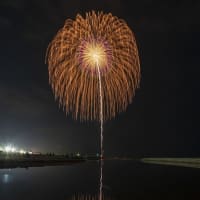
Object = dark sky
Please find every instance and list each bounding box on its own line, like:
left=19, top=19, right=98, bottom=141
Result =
left=0, top=0, right=199, bottom=156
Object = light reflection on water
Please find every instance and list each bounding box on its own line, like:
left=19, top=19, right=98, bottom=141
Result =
left=1, top=169, right=12, bottom=184
left=0, top=160, right=200, bottom=200
left=71, top=159, right=109, bottom=200
left=70, top=194, right=112, bottom=200
left=3, top=174, right=9, bottom=184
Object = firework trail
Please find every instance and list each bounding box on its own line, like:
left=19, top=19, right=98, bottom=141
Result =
left=97, top=62, right=104, bottom=200
left=46, top=11, right=140, bottom=200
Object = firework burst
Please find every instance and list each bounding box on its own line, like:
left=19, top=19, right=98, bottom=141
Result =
left=46, top=11, right=140, bottom=121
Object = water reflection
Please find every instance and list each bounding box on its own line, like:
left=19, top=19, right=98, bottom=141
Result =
left=71, top=194, right=112, bottom=200
left=1, top=169, right=12, bottom=184
left=1, top=160, right=200, bottom=200
left=3, top=174, right=9, bottom=184
left=71, top=159, right=112, bottom=200
left=99, top=160, right=103, bottom=200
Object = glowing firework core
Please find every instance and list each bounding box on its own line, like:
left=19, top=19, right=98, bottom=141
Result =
left=78, top=40, right=110, bottom=71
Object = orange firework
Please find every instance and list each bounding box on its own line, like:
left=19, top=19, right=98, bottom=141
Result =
left=46, top=11, right=140, bottom=121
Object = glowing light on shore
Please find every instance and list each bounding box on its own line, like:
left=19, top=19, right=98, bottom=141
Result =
left=5, top=146, right=12, bottom=153
left=19, top=150, right=26, bottom=154
left=4, top=145, right=17, bottom=153
left=11, top=147, right=16, bottom=153
left=2, top=145, right=30, bottom=154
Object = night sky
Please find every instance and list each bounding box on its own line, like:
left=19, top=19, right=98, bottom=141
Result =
left=0, top=0, right=199, bottom=156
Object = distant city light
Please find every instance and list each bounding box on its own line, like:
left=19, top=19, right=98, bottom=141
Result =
left=76, top=153, right=80, bottom=157
left=11, top=147, right=16, bottom=153
left=2, top=145, right=31, bottom=154
left=5, top=146, right=12, bottom=153
left=19, top=150, right=26, bottom=154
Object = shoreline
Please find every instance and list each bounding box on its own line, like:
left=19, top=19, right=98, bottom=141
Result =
left=141, top=158, right=200, bottom=169
left=0, top=159, right=86, bottom=169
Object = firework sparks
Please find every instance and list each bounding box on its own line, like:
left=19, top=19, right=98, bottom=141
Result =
left=46, top=11, right=140, bottom=122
